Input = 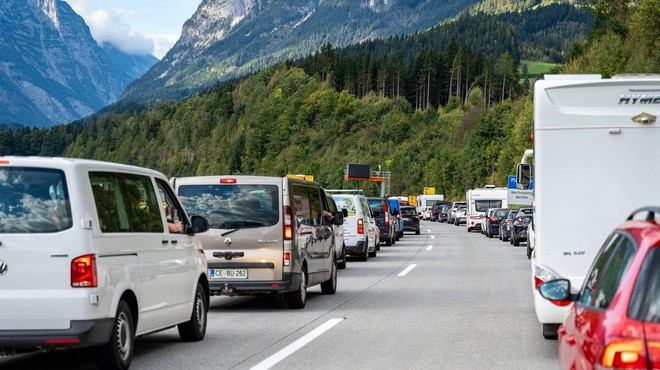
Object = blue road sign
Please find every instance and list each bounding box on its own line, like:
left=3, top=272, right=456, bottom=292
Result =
left=508, top=175, right=533, bottom=190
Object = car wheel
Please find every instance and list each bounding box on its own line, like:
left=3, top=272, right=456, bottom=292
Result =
left=95, top=300, right=134, bottom=370
left=338, top=244, right=347, bottom=269
left=488, top=230, right=494, bottom=238
left=513, top=236, right=520, bottom=246
left=467, top=227, right=471, bottom=232
left=543, top=324, right=559, bottom=340
left=415, top=228, right=420, bottom=235
left=359, top=245, right=369, bottom=261
left=287, top=266, right=307, bottom=309
left=321, top=258, right=337, bottom=294
left=396, top=231, right=401, bottom=240
left=178, top=282, right=208, bottom=342
left=385, top=235, right=392, bottom=246
left=369, top=245, right=378, bottom=258
left=526, top=242, right=533, bottom=259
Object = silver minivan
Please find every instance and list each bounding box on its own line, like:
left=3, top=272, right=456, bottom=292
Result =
left=171, top=175, right=343, bottom=309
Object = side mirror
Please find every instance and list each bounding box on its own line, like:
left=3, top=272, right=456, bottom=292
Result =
left=516, top=163, right=532, bottom=190
left=538, top=279, right=574, bottom=302
left=333, top=211, right=344, bottom=226
left=189, top=215, right=209, bottom=234
left=342, top=209, right=348, bottom=218
left=372, top=210, right=381, bottom=217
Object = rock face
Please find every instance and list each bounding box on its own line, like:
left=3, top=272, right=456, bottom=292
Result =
left=0, top=0, right=157, bottom=127
left=122, top=0, right=480, bottom=101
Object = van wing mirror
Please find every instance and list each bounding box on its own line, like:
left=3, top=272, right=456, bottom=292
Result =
left=342, top=209, right=348, bottom=218
left=333, top=211, right=344, bottom=226
left=516, top=163, right=532, bottom=190
left=372, top=210, right=381, bottom=217
left=189, top=215, right=210, bottom=234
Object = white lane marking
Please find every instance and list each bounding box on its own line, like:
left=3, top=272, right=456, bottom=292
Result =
left=398, top=264, right=418, bottom=276
left=250, top=318, right=343, bottom=370
left=426, top=245, right=433, bottom=251
left=431, top=235, right=435, bottom=239
left=426, top=229, right=431, bottom=233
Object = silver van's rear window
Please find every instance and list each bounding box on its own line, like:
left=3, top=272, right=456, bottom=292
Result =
left=0, top=167, right=72, bottom=233
left=177, top=185, right=279, bottom=229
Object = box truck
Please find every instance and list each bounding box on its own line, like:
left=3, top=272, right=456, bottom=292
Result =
left=517, top=73, right=660, bottom=339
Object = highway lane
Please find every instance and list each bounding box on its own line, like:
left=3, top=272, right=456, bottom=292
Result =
left=0, top=220, right=557, bottom=369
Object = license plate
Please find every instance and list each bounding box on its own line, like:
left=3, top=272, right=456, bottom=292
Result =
left=209, top=269, right=248, bottom=279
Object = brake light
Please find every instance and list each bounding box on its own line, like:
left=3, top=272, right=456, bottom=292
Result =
left=283, top=252, right=291, bottom=267
left=220, top=178, right=237, bottom=183
left=283, top=206, right=293, bottom=240
left=517, top=217, right=523, bottom=222
left=71, top=254, right=97, bottom=287
left=506, top=220, right=512, bottom=225
left=0, top=160, right=9, bottom=165
left=600, top=338, right=647, bottom=369
left=490, top=217, right=497, bottom=222
left=45, top=338, right=80, bottom=344
left=358, top=218, right=364, bottom=234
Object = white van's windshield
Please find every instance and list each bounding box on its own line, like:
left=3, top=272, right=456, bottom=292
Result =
left=0, top=167, right=72, bottom=233
left=178, top=185, right=279, bottom=229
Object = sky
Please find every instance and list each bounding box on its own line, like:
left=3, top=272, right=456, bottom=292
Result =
left=64, top=0, right=203, bottom=59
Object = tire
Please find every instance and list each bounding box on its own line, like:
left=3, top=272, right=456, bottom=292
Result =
left=359, top=246, right=369, bottom=261
left=321, top=258, right=337, bottom=294
left=178, top=282, right=208, bottom=342
left=467, top=227, right=471, bottom=232
left=338, top=244, right=347, bottom=269
left=369, top=245, right=378, bottom=258
left=396, top=231, right=401, bottom=240
left=488, top=230, right=493, bottom=238
left=287, top=267, right=307, bottom=309
left=95, top=300, right=134, bottom=370
left=415, top=229, right=420, bottom=235
left=385, top=236, right=392, bottom=246
left=513, top=236, right=520, bottom=246
left=527, top=243, right=533, bottom=259
left=543, top=324, right=559, bottom=340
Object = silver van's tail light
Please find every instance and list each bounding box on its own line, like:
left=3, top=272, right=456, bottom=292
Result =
left=283, top=205, right=293, bottom=240
left=283, top=252, right=291, bottom=266
left=71, top=254, right=97, bottom=287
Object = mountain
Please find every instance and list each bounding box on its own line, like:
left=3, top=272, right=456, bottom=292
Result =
left=121, top=0, right=483, bottom=102
left=0, top=0, right=157, bottom=128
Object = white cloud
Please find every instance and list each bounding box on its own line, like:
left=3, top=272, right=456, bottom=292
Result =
left=64, top=0, right=155, bottom=56
left=148, top=33, right=180, bottom=60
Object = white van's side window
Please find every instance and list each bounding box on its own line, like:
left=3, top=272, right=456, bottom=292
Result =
left=90, top=172, right=163, bottom=233
left=0, top=167, right=72, bottom=233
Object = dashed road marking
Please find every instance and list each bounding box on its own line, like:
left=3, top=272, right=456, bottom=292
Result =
left=398, top=264, right=418, bottom=277
left=426, top=245, right=433, bottom=251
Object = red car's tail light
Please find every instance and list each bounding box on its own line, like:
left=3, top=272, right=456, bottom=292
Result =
left=71, top=254, right=97, bottom=287
left=219, top=178, right=237, bottom=183
left=283, top=206, right=293, bottom=240
left=517, top=217, right=523, bottom=222
left=357, top=218, right=364, bottom=234
left=599, top=338, right=647, bottom=369
left=490, top=217, right=497, bottom=222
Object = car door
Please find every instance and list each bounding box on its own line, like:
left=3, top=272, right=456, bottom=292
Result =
left=155, top=179, right=199, bottom=320
left=561, top=233, right=637, bottom=369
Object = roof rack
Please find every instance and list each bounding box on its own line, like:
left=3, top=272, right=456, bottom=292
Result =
left=326, top=189, right=364, bottom=194
left=626, top=207, right=660, bottom=222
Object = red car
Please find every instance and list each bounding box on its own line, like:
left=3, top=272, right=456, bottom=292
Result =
left=538, top=207, right=660, bottom=370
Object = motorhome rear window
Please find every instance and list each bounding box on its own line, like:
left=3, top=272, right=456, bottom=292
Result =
left=177, top=185, right=279, bottom=229
left=367, top=199, right=385, bottom=213
left=0, top=167, right=72, bottom=233
left=475, top=200, right=502, bottom=212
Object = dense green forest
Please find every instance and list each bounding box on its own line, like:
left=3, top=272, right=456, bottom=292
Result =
left=1, top=0, right=658, bottom=198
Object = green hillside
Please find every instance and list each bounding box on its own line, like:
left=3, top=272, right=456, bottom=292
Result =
left=0, top=0, right=657, bottom=198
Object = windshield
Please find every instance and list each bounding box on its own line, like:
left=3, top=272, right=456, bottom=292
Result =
left=177, top=184, right=279, bottom=229
left=494, top=209, right=509, bottom=217
left=0, top=167, right=72, bottom=233
left=401, top=207, right=416, bottom=216
left=475, top=200, right=502, bottom=212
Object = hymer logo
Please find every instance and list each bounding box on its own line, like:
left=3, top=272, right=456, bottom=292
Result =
left=619, top=95, right=660, bottom=105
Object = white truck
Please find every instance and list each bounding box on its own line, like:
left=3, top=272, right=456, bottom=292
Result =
left=465, top=185, right=508, bottom=232
left=516, top=73, right=660, bottom=339
left=415, top=194, right=445, bottom=215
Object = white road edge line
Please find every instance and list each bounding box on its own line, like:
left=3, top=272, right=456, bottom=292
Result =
left=426, top=229, right=431, bottom=233
left=426, top=245, right=433, bottom=251
left=398, top=264, right=418, bottom=277
left=250, top=318, right=343, bottom=370
left=431, top=235, right=435, bottom=239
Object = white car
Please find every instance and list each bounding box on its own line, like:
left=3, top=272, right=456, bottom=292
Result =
left=332, top=194, right=378, bottom=261
left=0, top=157, right=210, bottom=369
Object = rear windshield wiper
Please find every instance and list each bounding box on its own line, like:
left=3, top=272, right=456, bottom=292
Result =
left=220, top=221, right=267, bottom=236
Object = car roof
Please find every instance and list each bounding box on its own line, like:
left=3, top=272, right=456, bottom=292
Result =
left=617, top=208, right=660, bottom=252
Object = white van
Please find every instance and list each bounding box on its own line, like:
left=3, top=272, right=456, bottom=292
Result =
left=331, top=194, right=378, bottom=261
left=172, top=175, right=343, bottom=309
left=0, top=157, right=210, bottom=369
left=465, top=186, right=508, bottom=232
left=517, top=73, right=660, bottom=339
left=415, top=194, right=445, bottom=215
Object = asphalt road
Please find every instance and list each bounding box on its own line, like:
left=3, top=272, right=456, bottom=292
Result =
left=1, top=220, right=558, bottom=369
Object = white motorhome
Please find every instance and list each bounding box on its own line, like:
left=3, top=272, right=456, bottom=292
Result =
left=415, top=194, right=445, bottom=215
left=517, top=74, right=660, bottom=339
left=465, top=186, right=508, bottom=232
